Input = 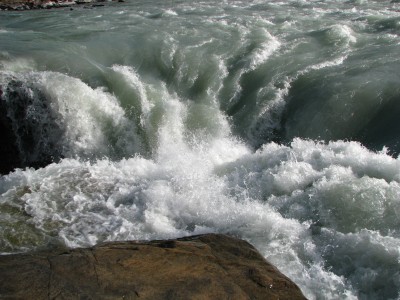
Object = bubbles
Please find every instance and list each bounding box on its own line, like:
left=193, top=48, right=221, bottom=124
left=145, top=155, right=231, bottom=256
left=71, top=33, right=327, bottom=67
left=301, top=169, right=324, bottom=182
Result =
left=217, top=138, right=400, bottom=299
left=1, top=136, right=400, bottom=298
left=318, top=229, right=400, bottom=299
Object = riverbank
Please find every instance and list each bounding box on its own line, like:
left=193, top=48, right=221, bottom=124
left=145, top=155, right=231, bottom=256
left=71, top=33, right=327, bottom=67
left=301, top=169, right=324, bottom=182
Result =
left=0, top=0, right=122, bottom=11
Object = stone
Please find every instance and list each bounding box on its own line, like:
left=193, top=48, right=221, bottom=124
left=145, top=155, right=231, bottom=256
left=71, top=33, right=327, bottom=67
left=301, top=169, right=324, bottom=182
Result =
left=0, top=76, right=64, bottom=174
left=0, top=233, right=307, bottom=299
left=0, top=85, right=21, bottom=174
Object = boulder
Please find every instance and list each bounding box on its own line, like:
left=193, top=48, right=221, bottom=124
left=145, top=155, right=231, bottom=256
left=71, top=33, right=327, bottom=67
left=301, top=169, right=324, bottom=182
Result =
left=0, top=76, right=64, bottom=174
left=0, top=86, right=21, bottom=174
left=0, top=233, right=306, bottom=299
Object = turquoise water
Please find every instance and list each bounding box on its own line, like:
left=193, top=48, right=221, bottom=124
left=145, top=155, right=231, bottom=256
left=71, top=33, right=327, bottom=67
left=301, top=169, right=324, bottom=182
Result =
left=1, top=1, right=400, bottom=298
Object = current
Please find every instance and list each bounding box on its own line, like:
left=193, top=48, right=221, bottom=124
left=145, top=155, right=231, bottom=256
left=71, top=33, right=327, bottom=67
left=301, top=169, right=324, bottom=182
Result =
left=0, top=0, right=400, bottom=299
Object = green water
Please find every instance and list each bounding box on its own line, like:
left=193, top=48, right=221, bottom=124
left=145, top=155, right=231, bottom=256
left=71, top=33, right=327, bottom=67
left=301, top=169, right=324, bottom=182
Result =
left=0, top=1, right=400, bottom=299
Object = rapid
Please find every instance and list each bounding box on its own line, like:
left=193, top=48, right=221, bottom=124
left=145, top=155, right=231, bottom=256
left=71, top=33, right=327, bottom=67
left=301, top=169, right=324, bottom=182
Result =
left=0, top=0, right=400, bottom=298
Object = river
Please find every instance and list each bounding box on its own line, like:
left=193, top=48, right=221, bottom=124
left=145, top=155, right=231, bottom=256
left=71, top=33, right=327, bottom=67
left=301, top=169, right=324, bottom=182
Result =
left=0, top=0, right=400, bottom=298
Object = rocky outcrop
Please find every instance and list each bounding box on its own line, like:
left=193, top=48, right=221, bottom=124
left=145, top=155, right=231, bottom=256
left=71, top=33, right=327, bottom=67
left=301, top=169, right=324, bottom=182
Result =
left=0, top=0, right=121, bottom=11
left=0, top=234, right=306, bottom=299
left=0, top=77, right=63, bottom=174
left=0, top=86, right=21, bottom=174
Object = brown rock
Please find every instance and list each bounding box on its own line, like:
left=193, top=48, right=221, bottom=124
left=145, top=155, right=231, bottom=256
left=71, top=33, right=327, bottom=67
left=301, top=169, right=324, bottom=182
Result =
left=0, top=234, right=307, bottom=299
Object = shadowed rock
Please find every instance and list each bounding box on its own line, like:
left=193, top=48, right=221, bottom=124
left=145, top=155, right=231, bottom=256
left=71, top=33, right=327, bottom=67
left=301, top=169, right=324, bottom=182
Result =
left=0, top=234, right=307, bottom=299
left=0, top=76, right=64, bottom=174
left=0, top=86, right=20, bottom=174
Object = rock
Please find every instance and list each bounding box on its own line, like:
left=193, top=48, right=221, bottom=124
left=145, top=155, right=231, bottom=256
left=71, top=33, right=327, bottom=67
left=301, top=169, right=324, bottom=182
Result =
left=75, top=0, right=93, bottom=4
left=0, top=77, right=64, bottom=174
left=0, top=0, right=115, bottom=10
left=0, top=85, right=21, bottom=174
left=0, top=234, right=307, bottom=299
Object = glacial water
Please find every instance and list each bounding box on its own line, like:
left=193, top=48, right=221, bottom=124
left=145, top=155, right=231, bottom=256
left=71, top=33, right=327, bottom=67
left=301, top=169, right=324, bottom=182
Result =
left=0, top=0, right=400, bottom=298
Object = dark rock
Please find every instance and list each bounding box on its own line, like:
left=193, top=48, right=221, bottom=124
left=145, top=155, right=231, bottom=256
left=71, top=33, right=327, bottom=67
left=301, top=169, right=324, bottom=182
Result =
left=0, top=85, right=20, bottom=174
left=75, top=0, right=94, bottom=4
left=0, top=234, right=307, bottom=299
left=0, top=76, right=64, bottom=174
left=0, top=0, right=117, bottom=10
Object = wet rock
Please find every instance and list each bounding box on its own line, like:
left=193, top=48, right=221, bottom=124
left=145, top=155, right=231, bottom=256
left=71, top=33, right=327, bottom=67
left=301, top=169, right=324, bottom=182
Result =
left=0, top=76, right=64, bottom=174
left=0, top=0, right=111, bottom=10
left=0, top=234, right=307, bottom=299
left=0, top=85, right=20, bottom=174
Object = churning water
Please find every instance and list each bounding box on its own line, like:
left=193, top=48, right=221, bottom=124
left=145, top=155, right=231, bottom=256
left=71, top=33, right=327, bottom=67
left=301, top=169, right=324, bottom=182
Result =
left=1, top=0, right=400, bottom=298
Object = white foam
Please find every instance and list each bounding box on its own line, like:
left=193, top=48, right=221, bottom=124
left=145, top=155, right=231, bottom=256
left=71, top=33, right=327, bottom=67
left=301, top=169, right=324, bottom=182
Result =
left=2, top=136, right=400, bottom=298
left=306, top=55, right=348, bottom=71
left=326, top=24, right=357, bottom=46
left=164, top=9, right=178, bottom=16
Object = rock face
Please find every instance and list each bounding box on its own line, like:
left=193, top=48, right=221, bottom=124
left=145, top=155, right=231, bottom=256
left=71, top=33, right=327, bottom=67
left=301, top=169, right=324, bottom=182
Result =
left=0, top=87, right=20, bottom=174
left=0, top=76, right=64, bottom=174
left=0, top=234, right=306, bottom=299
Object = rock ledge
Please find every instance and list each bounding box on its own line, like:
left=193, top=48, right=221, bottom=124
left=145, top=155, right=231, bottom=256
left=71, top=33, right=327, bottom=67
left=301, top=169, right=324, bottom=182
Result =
left=0, top=233, right=306, bottom=299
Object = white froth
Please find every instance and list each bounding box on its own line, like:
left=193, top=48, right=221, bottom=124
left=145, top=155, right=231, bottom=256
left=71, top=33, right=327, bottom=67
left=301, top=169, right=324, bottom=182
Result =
left=2, top=137, right=400, bottom=299
left=306, top=55, right=348, bottom=71
left=248, top=29, right=281, bottom=70
left=163, top=9, right=178, bottom=16
left=326, top=24, right=357, bottom=46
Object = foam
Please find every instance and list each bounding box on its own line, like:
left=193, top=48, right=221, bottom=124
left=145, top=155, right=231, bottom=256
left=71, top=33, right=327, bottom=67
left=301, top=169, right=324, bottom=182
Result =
left=1, top=1, right=400, bottom=298
left=2, top=137, right=400, bottom=298
left=248, top=29, right=281, bottom=70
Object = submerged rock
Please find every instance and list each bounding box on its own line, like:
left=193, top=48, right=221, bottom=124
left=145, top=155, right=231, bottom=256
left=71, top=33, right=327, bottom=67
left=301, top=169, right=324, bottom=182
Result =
left=0, top=234, right=306, bottom=299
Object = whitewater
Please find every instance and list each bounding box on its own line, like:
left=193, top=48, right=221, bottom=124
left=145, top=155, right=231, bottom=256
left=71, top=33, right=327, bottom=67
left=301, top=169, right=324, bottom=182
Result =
left=0, top=0, right=400, bottom=298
